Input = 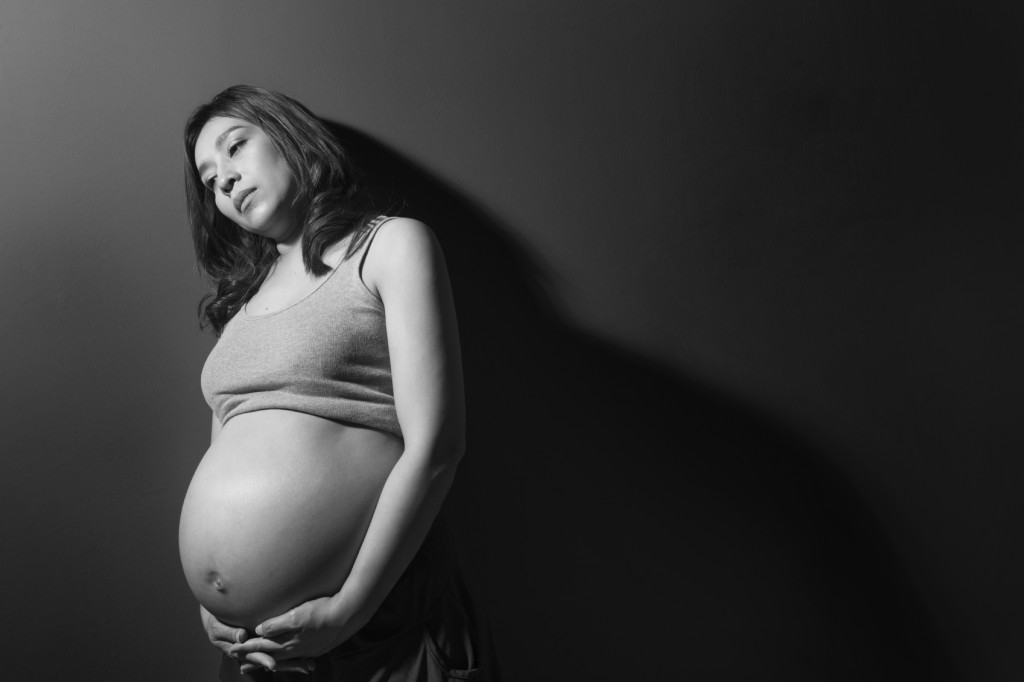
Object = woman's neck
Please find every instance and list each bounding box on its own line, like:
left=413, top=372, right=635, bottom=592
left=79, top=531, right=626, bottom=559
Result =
left=274, top=224, right=303, bottom=256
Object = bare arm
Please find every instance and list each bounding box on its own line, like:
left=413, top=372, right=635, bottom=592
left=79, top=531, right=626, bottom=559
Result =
left=329, top=217, right=466, bottom=627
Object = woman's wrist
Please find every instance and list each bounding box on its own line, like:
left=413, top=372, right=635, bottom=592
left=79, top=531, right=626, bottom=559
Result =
left=326, top=587, right=371, bottom=634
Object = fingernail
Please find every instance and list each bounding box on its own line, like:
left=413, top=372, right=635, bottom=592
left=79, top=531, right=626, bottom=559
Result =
left=255, top=624, right=264, bottom=636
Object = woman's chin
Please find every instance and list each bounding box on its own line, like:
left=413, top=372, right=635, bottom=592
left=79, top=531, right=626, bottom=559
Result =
left=236, top=205, right=301, bottom=243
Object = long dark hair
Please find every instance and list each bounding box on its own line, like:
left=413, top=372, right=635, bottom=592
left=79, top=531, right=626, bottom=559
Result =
left=184, top=84, right=379, bottom=334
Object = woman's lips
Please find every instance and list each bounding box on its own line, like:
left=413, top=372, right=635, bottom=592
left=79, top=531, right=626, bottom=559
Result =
left=234, top=188, right=255, bottom=213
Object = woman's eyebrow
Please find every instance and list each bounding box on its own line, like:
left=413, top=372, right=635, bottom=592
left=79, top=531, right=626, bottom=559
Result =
left=197, top=125, right=247, bottom=175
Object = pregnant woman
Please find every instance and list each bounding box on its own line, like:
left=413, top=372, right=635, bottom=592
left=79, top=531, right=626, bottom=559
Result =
left=177, top=85, right=491, bottom=680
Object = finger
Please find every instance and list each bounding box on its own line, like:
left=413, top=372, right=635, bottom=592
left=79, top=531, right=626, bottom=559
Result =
left=270, top=659, right=316, bottom=674
left=240, top=664, right=306, bottom=675
left=210, top=640, right=236, bottom=657
left=241, top=657, right=315, bottom=675
left=208, top=619, right=248, bottom=645
left=255, top=613, right=296, bottom=638
left=229, top=637, right=288, bottom=657
left=206, top=629, right=248, bottom=656
left=242, top=651, right=278, bottom=671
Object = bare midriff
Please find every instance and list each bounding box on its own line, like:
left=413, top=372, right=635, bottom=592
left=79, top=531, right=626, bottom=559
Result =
left=178, top=410, right=403, bottom=629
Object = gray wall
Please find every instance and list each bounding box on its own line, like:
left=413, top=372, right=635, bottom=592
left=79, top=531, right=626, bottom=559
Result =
left=1, top=1, right=1021, bottom=680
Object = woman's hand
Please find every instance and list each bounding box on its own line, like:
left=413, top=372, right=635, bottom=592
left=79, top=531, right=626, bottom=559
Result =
left=200, top=604, right=248, bottom=656
left=228, top=595, right=362, bottom=675
left=200, top=604, right=318, bottom=675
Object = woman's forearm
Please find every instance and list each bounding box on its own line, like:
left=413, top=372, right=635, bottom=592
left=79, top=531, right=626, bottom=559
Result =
left=328, top=446, right=460, bottom=629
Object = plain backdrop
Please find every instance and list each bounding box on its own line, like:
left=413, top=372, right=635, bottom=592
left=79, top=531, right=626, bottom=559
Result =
left=1, top=2, right=1021, bottom=680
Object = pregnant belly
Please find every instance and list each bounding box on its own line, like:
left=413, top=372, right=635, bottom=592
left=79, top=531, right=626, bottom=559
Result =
left=178, top=411, right=403, bottom=629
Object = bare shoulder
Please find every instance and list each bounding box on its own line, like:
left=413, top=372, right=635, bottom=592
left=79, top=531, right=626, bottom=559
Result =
left=371, top=217, right=437, bottom=259
left=363, top=217, right=444, bottom=294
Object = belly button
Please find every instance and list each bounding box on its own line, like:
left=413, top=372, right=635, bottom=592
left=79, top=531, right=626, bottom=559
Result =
left=206, top=571, right=228, bottom=593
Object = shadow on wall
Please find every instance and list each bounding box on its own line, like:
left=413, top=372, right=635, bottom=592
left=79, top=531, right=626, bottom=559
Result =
left=327, top=122, right=958, bottom=682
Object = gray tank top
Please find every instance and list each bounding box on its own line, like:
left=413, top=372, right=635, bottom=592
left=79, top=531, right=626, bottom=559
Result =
left=201, top=216, right=401, bottom=437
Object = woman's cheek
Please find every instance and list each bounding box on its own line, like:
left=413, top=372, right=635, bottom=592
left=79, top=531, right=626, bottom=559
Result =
left=216, top=196, right=236, bottom=221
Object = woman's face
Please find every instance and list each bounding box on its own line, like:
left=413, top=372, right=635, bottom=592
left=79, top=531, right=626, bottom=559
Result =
left=194, top=116, right=299, bottom=242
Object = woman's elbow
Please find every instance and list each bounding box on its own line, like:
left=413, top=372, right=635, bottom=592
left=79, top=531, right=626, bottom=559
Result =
left=438, top=424, right=466, bottom=467
left=450, top=432, right=467, bottom=465
left=438, top=403, right=466, bottom=465
left=405, top=420, right=465, bottom=470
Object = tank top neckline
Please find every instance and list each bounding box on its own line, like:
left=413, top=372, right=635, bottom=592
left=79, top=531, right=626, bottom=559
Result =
left=237, top=216, right=387, bottom=322
left=239, top=256, right=346, bottom=321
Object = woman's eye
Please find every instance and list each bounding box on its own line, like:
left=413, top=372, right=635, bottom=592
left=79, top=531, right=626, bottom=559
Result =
left=228, top=139, right=246, bottom=156
left=204, top=176, right=217, bottom=190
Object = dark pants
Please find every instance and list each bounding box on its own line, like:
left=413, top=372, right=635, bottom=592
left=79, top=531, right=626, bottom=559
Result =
left=218, top=521, right=497, bottom=682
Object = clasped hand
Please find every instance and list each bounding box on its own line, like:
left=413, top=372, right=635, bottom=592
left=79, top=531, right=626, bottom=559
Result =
left=204, top=595, right=362, bottom=675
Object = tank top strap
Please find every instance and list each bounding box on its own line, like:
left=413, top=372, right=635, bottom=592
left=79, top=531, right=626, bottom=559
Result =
left=354, top=215, right=398, bottom=287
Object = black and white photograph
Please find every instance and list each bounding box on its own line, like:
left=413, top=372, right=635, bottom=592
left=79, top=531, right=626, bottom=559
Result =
left=1, top=2, right=1021, bottom=680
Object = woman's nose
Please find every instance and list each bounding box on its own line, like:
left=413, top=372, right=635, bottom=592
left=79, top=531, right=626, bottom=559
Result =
left=216, top=170, right=239, bottom=194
